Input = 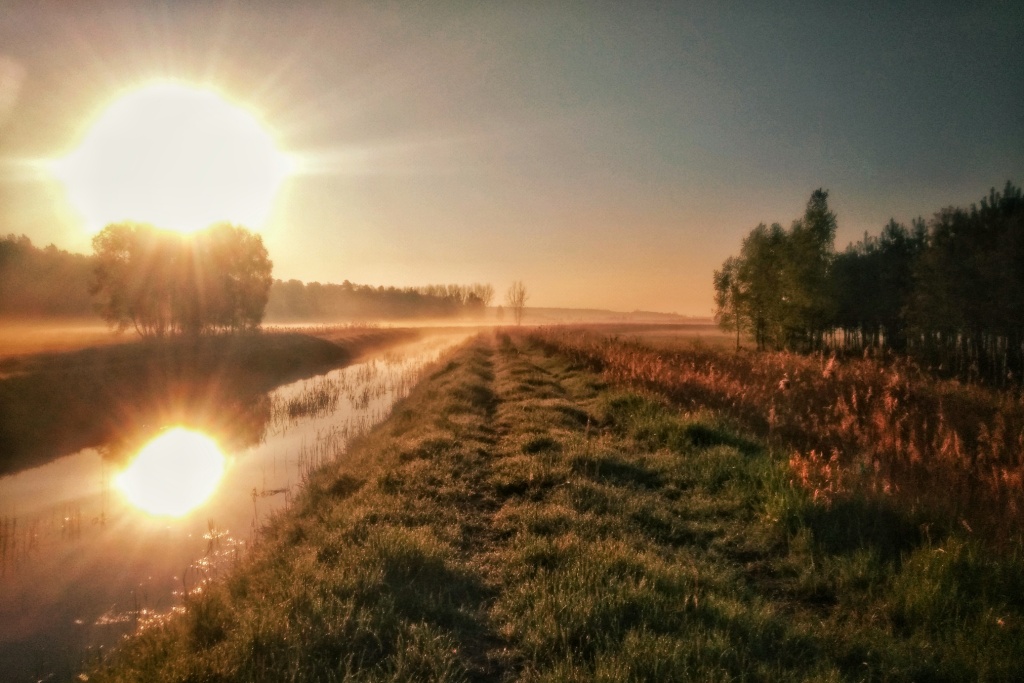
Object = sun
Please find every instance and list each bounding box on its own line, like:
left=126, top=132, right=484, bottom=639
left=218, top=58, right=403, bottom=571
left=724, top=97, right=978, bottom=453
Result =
left=116, top=427, right=227, bottom=517
left=55, top=82, right=292, bottom=234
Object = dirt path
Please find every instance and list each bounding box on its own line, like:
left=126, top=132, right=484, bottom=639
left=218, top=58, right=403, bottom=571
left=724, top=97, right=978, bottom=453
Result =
left=88, top=330, right=1024, bottom=682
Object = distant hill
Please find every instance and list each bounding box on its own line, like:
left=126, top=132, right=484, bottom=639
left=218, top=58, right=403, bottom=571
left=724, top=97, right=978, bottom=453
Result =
left=515, top=307, right=709, bottom=325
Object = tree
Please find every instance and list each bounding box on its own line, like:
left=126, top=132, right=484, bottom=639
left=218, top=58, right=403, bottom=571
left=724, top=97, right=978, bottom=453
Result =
left=714, top=190, right=837, bottom=351
left=91, top=222, right=272, bottom=336
left=505, top=280, right=528, bottom=325
left=713, top=256, right=743, bottom=350
left=737, top=222, right=789, bottom=350
left=0, top=234, right=93, bottom=317
left=784, top=189, right=837, bottom=349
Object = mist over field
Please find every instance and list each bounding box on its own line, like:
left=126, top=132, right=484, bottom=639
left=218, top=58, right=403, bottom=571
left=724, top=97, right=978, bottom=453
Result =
left=1, top=2, right=1023, bottom=681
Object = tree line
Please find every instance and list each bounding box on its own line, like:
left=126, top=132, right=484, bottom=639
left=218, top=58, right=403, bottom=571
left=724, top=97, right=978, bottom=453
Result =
left=0, top=229, right=499, bottom=328
left=714, top=181, right=1024, bottom=385
left=265, top=280, right=495, bottom=321
left=0, top=234, right=94, bottom=317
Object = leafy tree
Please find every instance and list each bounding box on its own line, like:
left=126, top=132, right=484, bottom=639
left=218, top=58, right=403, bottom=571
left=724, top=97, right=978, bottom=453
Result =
left=91, top=222, right=272, bottom=336
left=910, top=181, right=1024, bottom=381
left=737, top=222, right=789, bottom=350
left=715, top=180, right=1024, bottom=385
left=783, top=189, right=837, bottom=349
left=713, top=256, right=743, bottom=350
left=714, top=190, right=838, bottom=351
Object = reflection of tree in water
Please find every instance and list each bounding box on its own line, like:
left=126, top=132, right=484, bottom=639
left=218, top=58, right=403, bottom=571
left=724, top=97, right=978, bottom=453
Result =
left=98, top=386, right=273, bottom=467
left=0, top=333, right=351, bottom=475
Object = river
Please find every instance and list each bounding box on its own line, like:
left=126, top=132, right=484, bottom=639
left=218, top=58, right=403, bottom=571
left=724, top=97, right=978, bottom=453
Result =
left=0, top=331, right=469, bottom=681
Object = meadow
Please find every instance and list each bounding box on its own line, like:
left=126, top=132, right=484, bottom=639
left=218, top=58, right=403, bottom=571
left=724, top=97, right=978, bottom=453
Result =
left=534, top=327, right=1024, bottom=547
left=86, top=328, right=1024, bottom=682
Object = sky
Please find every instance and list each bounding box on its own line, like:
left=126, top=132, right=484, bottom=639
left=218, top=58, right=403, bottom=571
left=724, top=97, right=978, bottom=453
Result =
left=0, top=1, right=1021, bottom=315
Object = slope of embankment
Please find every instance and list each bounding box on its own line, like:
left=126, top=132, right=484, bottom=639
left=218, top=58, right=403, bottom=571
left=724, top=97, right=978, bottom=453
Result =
left=89, top=330, right=1023, bottom=681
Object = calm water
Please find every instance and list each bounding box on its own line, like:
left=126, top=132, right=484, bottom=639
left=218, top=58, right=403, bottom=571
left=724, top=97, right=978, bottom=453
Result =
left=0, top=333, right=468, bottom=681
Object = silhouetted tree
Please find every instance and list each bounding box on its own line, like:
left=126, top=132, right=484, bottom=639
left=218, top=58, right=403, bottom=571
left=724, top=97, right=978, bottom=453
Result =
left=505, top=280, right=528, bottom=325
left=0, top=235, right=93, bottom=317
left=91, top=222, right=272, bottom=336
left=909, top=182, right=1024, bottom=382
left=833, top=219, right=926, bottom=352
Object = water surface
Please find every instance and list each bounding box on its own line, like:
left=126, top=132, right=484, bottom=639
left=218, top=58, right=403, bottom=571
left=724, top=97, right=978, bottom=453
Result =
left=0, top=332, right=468, bottom=681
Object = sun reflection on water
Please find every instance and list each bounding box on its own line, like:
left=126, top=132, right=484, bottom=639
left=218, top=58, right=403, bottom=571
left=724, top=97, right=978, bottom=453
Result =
left=116, top=428, right=226, bottom=517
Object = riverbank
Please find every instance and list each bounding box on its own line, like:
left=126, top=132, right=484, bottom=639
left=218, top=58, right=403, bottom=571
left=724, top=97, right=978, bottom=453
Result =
left=88, top=330, right=1024, bottom=681
left=0, top=327, right=419, bottom=475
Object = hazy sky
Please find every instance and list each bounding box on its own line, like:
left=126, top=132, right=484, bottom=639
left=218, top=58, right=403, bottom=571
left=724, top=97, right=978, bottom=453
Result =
left=1, top=1, right=1021, bottom=315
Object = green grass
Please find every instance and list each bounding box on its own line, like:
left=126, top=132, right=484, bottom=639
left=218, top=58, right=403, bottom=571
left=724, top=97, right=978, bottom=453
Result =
left=87, top=330, right=1024, bottom=682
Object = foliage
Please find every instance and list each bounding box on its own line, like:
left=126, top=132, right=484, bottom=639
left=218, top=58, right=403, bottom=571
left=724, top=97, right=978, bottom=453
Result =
left=266, top=279, right=494, bottom=321
left=713, top=190, right=837, bottom=351
left=832, top=218, right=926, bottom=352
left=715, top=181, right=1024, bottom=385
left=0, top=234, right=93, bottom=316
left=91, top=222, right=272, bottom=336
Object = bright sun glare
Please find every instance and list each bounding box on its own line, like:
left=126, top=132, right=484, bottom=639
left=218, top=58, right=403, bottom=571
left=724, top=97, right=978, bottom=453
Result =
left=116, top=427, right=227, bottom=517
left=56, top=82, right=291, bottom=234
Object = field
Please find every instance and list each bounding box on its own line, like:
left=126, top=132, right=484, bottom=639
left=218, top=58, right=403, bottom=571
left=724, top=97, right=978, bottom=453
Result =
left=0, top=319, right=126, bottom=363
left=86, top=328, right=1024, bottom=682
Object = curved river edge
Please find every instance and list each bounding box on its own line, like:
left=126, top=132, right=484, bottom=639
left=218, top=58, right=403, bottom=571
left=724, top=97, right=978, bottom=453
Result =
left=85, top=329, right=1024, bottom=682
left=0, top=326, right=423, bottom=476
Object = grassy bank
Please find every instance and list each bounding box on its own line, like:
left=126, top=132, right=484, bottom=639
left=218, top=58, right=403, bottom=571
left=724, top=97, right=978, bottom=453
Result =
left=0, top=327, right=418, bottom=475
left=87, top=330, right=1023, bottom=681
left=532, top=327, right=1024, bottom=548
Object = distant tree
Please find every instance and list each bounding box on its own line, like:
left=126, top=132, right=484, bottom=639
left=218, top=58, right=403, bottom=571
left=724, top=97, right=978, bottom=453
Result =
left=475, top=283, right=495, bottom=308
left=505, top=280, right=528, bottom=325
left=91, top=222, right=272, bottom=336
left=263, top=278, right=497, bottom=321
left=464, top=282, right=495, bottom=316
left=715, top=190, right=837, bottom=351
left=0, top=234, right=93, bottom=317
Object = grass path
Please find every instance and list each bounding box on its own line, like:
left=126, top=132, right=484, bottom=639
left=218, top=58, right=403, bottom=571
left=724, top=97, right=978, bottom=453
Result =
left=91, top=331, right=1024, bottom=682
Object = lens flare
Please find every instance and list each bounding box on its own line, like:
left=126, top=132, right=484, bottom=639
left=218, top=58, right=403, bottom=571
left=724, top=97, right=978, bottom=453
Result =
left=55, top=82, right=292, bottom=234
left=116, top=427, right=226, bottom=517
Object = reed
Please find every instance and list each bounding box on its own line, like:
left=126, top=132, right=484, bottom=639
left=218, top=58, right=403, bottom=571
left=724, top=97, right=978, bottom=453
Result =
left=530, top=327, right=1024, bottom=546
left=88, top=330, right=1024, bottom=681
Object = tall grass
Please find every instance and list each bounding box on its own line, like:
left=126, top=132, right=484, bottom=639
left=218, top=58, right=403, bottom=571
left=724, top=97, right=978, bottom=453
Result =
left=87, top=330, right=1024, bottom=681
left=532, top=327, right=1024, bottom=546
